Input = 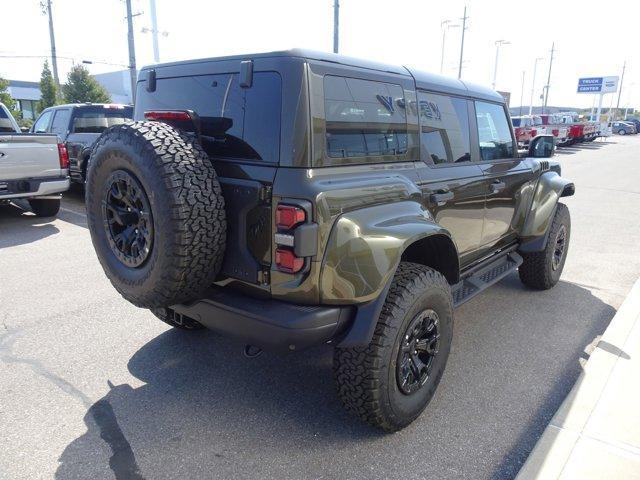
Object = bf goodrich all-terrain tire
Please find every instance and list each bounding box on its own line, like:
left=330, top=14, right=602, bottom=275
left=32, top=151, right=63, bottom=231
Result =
left=29, top=198, right=60, bottom=217
left=334, top=262, right=454, bottom=432
left=86, top=121, right=226, bottom=308
left=519, top=203, right=570, bottom=290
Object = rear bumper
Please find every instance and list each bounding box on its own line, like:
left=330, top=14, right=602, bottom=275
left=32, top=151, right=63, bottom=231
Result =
left=170, top=288, right=354, bottom=353
left=0, top=176, right=69, bottom=200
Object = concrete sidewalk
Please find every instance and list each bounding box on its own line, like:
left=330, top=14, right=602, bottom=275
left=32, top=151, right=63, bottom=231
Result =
left=517, top=278, right=640, bottom=479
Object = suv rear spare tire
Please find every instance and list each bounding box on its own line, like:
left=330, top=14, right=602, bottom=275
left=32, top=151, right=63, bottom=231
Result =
left=86, top=121, right=226, bottom=308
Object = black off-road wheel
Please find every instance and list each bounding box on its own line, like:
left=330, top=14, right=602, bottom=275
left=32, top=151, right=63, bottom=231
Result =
left=519, top=203, right=570, bottom=290
left=86, top=121, right=226, bottom=309
left=29, top=198, right=61, bottom=217
left=334, top=262, right=454, bottom=432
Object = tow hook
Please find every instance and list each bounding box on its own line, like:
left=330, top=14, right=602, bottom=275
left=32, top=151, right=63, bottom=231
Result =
left=243, top=345, right=263, bottom=358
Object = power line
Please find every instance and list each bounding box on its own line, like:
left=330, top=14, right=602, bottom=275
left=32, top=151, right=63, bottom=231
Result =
left=333, top=0, right=339, bottom=54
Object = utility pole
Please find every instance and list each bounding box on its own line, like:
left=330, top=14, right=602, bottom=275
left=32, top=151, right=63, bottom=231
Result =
left=492, top=40, right=510, bottom=90
left=542, top=42, right=554, bottom=114
left=529, top=57, right=542, bottom=115
left=440, top=21, right=459, bottom=74
left=125, top=0, right=137, bottom=103
left=614, top=60, right=626, bottom=121
left=457, top=5, right=468, bottom=79
left=519, top=71, right=525, bottom=116
left=41, top=0, right=60, bottom=86
left=333, top=0, right=339, bottom=54
left=149, top=0, right=160, bottom=63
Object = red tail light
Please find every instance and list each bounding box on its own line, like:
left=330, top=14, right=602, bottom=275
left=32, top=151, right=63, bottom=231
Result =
left=276, top=205, right=306, bottom=230
left=552, top=129, right=559, bottom=137
left=58, top=143, right=69, bottom=169
left=275, top=248, right=304, bottom=274
left=144, top=110, right=192, bottom=121
left=530, top=128, right=537, bottom=137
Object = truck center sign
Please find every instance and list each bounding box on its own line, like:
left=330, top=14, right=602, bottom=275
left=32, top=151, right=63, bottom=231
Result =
left=577, top=76, right=619, bottom=94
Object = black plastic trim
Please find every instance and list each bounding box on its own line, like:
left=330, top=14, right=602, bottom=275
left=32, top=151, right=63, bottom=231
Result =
left=170, top=287, right=354, bottom=353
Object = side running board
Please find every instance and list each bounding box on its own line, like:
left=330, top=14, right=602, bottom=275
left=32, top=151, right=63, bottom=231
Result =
left=452, top=251, right=523, bottom=307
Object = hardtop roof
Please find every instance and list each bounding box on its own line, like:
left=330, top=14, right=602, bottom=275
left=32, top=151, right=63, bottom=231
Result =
left=142, top=49, right=504, bottom=103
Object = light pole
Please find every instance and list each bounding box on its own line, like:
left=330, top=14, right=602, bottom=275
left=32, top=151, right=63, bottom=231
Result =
left=333, top=0, right=339, bottom=54
left=492, top=40, right=510, bottom=90
left=528, top=57, right=543, bottom=116
left=440, top=21, right=459, bottom=74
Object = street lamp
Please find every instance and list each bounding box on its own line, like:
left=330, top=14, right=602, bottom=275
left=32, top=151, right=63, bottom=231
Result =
left=492, top=39, right=510, bottom=90
left=440, top=20, right=460, bottom=74
left=529, top=57, right=543, bottom=115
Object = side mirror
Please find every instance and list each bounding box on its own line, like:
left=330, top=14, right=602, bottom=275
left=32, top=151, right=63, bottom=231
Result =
left=528, top=134, right=555, bottom=158
left=20, top=126, right=29, bottom=133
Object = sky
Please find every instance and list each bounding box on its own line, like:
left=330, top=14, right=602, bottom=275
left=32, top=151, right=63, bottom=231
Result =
left=1, top=0, right=638, bottom=109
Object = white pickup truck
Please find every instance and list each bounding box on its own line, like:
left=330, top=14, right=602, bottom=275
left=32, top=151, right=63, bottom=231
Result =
left=0, top=103, right=70, bottom=217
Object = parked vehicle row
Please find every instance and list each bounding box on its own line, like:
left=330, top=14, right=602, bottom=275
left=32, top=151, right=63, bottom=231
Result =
left=32, top=103, right=133, bottom=183
left=0, top=102, right=70, bottom=217
left=511, top=111, right=606, bottom=147
left=611, top=120, right=638, bottom=135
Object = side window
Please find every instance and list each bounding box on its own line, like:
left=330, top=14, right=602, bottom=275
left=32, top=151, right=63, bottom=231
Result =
left=33, top=110, right=53, bottom=133
left=474, top=101, right=515, bottom=161
left=417, top=92, right=470, bottom=165
left=0, top=106, right=15, bottom=133
left=324, top=75, right=408, bottom=159
left=50, top=109, right=71, bottom=136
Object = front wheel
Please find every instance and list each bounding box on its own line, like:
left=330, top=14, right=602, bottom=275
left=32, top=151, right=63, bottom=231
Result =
left=334, top=262, right=453, bottom=432
left=28, top=198, right=60, bottom=217
left=618, top=129, right=626, bottom=135
left=519, top=203, right=571, bottom=290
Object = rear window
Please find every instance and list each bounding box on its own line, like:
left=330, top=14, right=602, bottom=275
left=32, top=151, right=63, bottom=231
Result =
left=73, top=107, right=133, bottom=133
left=324, top=75, right=407, bottom=159
left=136, top=72, right=281, bottom=163
left=0, top=107, right=15, bottom=133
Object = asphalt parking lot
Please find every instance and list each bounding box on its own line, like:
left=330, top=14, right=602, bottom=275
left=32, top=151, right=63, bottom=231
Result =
left=1, top=135, right=639, bottom=480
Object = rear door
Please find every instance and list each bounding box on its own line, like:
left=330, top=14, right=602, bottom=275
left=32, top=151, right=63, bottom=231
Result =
left=473, top=100, right=534, bottom=251
left=415, top=91, right=487, bottom=267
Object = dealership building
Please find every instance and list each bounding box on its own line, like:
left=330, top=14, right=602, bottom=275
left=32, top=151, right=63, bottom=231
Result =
left=6, top=70, right=133, bottom=120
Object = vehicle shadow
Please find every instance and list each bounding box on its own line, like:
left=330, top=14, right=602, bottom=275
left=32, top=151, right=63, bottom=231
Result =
left=55, top=276, right=614, bottom=480
left=0, top=202, right=60, bottom=248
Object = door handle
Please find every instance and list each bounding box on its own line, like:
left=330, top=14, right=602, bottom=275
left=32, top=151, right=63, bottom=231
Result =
left=0, top=152, right=5, bottom=158
left=490, top=180, right=506, bottom=193
left=430, top=190, right=454, bottom=206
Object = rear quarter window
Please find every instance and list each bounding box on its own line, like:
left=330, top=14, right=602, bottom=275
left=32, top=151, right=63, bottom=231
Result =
left=323, top=75, right=408, bottom=161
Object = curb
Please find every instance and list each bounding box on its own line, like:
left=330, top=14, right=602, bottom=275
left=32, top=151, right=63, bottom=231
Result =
left=516, top=277, right=640, bottom=479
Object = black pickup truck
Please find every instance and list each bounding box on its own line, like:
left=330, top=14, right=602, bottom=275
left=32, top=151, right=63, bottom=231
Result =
left=85, top=49, right=574, bottom=432
left=32, top=103, right=132, bottom=183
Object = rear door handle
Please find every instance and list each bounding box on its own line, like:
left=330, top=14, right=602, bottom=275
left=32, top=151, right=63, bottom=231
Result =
left=0, top=152, right=5, bottom=158
left=490, top=180, right=506, bottom=193
left=430, top=190, right=454, bottom=206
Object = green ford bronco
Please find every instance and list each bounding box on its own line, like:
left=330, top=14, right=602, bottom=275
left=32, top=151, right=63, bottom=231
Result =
left=86, top=49, right=574, bottom=432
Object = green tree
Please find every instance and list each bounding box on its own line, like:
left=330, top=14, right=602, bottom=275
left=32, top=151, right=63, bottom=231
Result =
left=62, top=65, right=111, bottom=103
left=39, top=60, right=58, bottom=109
left=0, top=77, right=17, bottom=111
